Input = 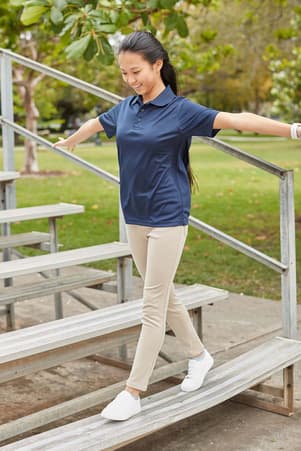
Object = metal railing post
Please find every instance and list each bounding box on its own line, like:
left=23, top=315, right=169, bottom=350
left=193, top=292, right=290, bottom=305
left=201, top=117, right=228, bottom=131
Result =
left=117, top=201, right=133, bottom=303
left=117, top=200, right=133, bottom=360
left=280, top=171, right=297, bottom=339
left=0, top=53, right=16, bottom=207
left=0, top=53, right=16, bottom=329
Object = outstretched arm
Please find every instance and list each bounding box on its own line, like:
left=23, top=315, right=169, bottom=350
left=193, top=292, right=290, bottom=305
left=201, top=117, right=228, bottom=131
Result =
left=54, top=118, right=103, bottom=151
left=213, top=112, right=301, bottom=139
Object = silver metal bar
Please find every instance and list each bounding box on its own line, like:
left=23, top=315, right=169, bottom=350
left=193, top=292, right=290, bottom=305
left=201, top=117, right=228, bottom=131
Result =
left=117, top=202, right=132, bottom=361
left=189, top=215, right=288, bottom=273
left=0, top=54, right=16, bottom=197
left=117, top=202, right=132, bottom=301
left=0, top=53, right=16, bottom=329
left=48, top=218, right=63, bottom=319
left=0, top=117, right=120, bottom=186
left=280, top=172, right=297, bottom=339
left=0, top=49, right=122, bottom=104
left=196, top=136, right=288, bottom=177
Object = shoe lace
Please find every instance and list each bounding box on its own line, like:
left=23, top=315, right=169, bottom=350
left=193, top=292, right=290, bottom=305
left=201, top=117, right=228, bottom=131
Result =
left=185, top=359, right=199, bottom=379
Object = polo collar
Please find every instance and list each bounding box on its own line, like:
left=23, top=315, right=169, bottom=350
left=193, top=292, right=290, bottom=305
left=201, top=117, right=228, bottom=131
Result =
left=132, top=85, right=176, bottom=107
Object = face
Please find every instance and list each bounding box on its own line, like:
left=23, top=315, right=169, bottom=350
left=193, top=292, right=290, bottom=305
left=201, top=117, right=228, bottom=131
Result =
left=118, top=51, right=164, bottom=101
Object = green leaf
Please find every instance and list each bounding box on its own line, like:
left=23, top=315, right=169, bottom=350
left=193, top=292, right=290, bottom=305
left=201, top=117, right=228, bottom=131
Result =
left=20, top=5, right=48, bottom=25
left=96, top=36, right=114, bottom=64
left=141, top=11, right=149, bottom=25
left=53, top=0, right=67, bottom=10
left=164, top=11, right=178, bottom=30
left=200, top=29, right=217, bottom=43
left=50, top=6, right=63, bottom=24
left=10, top=0, right=27, bottom=6
left=147, top=0, right=159, bottom=7
left=160, top=0, right=177, bottom=8
left=23, top=0, right=48, bottom=6
left=65, top=34, right=91, bottom=58
left=115, top=10, right=132, bottom=27
left=176, top=15, right=188, bottom=38
left=83, top=37, right=97, bottom=61
left=93, top=23, right=117, bottom=33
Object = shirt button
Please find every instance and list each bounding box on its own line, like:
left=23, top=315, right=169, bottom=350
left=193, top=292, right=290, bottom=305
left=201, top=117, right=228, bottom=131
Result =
left=141, top=108, right=144, bottom=112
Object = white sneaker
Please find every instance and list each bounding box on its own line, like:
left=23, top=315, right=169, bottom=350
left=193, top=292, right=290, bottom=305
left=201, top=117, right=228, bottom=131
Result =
left=101, top=390, right=141, bottom=421
left=181, top=349, right=214, bottom=392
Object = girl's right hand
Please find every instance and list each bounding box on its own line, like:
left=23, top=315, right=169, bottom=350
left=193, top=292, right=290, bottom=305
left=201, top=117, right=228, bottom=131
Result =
left=53, top=137, right=75, bottom=152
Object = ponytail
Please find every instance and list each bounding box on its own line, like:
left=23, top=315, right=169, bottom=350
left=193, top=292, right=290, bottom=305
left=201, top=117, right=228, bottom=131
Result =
left=161, top=60, right=178, bottom=95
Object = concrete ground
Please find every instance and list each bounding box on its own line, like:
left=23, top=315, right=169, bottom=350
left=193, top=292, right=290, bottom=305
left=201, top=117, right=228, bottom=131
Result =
left=0, top=270, right=300, bottom=450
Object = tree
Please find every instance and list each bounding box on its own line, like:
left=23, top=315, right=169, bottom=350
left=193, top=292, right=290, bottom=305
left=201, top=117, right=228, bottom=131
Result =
left=269, top=6, right=301, bottom=121
left=20, top=0, right=219, bottom=61
left=0, top=0, right=67, bottom=172
left=2, top=0, right=219, bottom=172
left=182, top=0, right=300, bottom=113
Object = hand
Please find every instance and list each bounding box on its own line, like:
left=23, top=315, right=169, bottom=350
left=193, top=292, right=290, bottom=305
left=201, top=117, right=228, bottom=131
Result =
left=53, top=137, right=75, bottom=152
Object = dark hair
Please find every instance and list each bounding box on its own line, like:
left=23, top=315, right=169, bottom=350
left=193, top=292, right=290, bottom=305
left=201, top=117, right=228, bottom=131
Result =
left=118, top=31, right=177, bottom=95
left=119, top=31, right=198, bottom=192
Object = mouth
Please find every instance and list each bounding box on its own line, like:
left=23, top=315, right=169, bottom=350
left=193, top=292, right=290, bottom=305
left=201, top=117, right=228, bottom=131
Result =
left=132, top=84, right=142, bottom=90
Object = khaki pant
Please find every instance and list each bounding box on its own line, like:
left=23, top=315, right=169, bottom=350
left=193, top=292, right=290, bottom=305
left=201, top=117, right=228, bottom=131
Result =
left=125, top=224, right=204, bottom=392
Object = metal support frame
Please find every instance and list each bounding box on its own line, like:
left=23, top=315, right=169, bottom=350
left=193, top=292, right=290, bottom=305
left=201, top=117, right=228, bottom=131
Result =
left=0, top=48, right=298, bottom=422
left=117, top=203, right=133, bottom=360
left=235, top=171, right=297, bottom=416
left=48, top=218, right=63, bottom=319
left=233, top=365, right=294, bottom=416
left=280, top=172, right=297, bottom=339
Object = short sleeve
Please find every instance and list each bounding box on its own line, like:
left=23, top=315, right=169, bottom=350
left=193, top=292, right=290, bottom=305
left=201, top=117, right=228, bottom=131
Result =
left=98, top=102, right=122, bottom=138
left=178, top=99, right=220, bottom=137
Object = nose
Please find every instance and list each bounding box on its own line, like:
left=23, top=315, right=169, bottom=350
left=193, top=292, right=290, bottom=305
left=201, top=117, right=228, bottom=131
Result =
left=127, top=74, right=137, bottom=86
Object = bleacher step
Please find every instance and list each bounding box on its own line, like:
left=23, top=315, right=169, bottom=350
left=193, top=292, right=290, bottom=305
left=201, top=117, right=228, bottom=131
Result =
left=0, top=284, right=228, bottom=373
left=0, top=203, right=84, bottom=224
left=0, top=241, right=131, bottom=279
left=0, top=231, right=50, bottom=249
left=0, top=270, right=115, bottom=305
left=2, top=337, right=300, bottom=450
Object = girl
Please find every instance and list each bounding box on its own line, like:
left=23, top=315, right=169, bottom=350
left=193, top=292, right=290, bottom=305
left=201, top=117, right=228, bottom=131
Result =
left=55, top=31, right=300, bottom=421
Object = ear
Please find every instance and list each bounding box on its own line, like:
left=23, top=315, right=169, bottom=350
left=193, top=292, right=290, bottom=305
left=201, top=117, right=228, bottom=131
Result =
left=154, top=58, right=163, bottom=72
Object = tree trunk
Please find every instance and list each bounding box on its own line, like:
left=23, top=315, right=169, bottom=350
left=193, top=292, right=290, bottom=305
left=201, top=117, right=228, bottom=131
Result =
left=13, top=40, right=45, bottom=174
left=24, top=84, right=39, bottom=173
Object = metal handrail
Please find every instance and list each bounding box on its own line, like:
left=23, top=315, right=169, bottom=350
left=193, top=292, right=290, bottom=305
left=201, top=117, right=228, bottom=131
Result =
left=0, top=48, right=290, bottom=175
left=196, top=137, right=289, bottom=177
left=189, top=216, right=287, bottom=273
left=0, top=117, right=119, bottom=186
left=0, top=48, right=122, bottom=104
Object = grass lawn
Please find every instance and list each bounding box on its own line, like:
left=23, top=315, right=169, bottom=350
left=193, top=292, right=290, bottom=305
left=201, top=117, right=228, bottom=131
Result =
left=2, top=136, right=300, bottom=302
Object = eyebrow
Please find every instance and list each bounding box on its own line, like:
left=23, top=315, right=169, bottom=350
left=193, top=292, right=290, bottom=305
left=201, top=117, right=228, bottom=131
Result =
left=120, top=66, right=141, bottom=71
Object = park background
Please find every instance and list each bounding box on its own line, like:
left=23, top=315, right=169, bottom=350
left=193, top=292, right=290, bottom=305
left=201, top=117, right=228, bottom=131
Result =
left=0, top=0, right=300, bottom=301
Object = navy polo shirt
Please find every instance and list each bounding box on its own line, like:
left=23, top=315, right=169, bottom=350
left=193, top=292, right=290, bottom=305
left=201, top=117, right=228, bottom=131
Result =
left=98, top=85, right=219, bottom=227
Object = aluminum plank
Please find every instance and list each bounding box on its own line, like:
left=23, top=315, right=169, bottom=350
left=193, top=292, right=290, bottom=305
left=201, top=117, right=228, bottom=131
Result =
left=0, top=285, right=228, bottom=363
left=0, top=241, right=131, bottom=279
left=0, top=271, right=115, bottom=304
left=0, top=232, right=50, bottom=249
left=0, top=203, right=84, bottom=224
left=2, top=337, right=300, bottom=450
